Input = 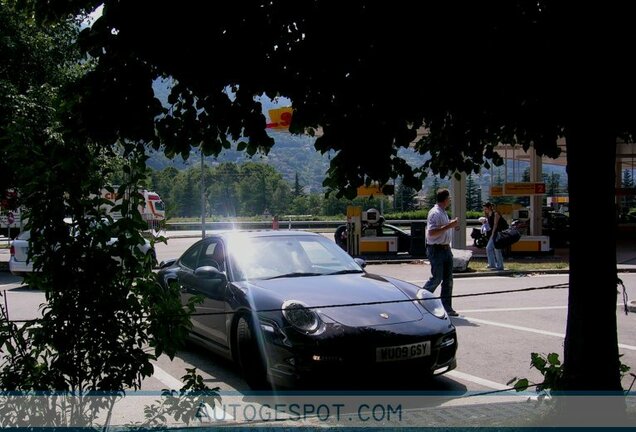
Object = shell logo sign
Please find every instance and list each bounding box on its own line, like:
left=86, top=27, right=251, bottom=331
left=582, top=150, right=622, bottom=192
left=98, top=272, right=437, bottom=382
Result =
left=491, top=183, right=546, bottom=196
left=356, top=184, right=394, bottom=197
left=266, top=107, right=293, bottom=130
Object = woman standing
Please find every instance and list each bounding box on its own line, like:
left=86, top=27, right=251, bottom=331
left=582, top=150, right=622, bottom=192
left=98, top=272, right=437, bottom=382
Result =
left=483, top=202, right=508, bottom=271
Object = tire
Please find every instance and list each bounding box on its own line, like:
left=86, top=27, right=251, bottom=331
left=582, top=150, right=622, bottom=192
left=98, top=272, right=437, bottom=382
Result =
left=475, top=236, right=488, bottom=248
left=236, top=316, right=269, bottom=390
left=334, top=225, right=347, bottom=250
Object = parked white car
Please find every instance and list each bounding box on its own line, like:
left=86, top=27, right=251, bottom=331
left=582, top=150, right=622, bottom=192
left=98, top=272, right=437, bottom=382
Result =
left=9, top=229, right=155, bottom=276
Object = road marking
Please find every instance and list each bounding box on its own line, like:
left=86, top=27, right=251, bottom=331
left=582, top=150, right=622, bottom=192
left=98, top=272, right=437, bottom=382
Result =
left=151, top=363, right=185, bottom=389
left=462, top=316, right=636, bottom=351
left=446, top=370, right=509, bottom=391
left=460, top=304, right=626, bottom=313
left=0, top=283, right=28, bottom=291
left=460, top=306, right=567, bottom=313
left=152, top=363, right=234, bottom=421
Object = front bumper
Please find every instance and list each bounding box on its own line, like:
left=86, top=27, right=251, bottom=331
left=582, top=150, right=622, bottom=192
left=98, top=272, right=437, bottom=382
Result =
left=260, top=319, right=457, bottom=388
left=9, top=258, right=32, bottom=276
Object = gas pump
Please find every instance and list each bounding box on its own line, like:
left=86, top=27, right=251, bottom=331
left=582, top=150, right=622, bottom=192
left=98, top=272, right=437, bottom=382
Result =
left=359, top=208, right=398, bottom=254
left=346, top=206, right=362, bottom=256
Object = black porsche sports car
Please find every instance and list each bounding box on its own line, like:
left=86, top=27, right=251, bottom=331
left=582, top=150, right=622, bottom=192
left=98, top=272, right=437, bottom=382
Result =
left=157, top=230, right=457, bottom=388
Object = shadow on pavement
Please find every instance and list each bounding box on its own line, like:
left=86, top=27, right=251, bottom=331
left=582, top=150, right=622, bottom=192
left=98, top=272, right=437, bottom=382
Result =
left=449, top=316, right=480, bottom=327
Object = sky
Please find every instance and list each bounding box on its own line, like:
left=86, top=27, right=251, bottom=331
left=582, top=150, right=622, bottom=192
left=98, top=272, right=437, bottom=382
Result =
left=81, top=4, right=103, bottom=28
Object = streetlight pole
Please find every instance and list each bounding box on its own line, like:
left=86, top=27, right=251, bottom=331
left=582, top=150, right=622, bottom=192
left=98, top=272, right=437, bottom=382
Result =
left=201, top=149, right=206, bottom=239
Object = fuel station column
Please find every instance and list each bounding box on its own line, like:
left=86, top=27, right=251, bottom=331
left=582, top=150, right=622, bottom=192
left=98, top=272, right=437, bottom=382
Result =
left=346, top=206, right=362, bottom=256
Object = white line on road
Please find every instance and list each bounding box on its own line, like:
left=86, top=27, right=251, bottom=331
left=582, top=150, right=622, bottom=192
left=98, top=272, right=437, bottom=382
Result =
left=151, top=363, right=184, bottom=389
left=459, top=306, right=567, bottom=313
left=151, top=363, right=234, bottom=421
left=0, top=283, right=27, bottom=291
left=462, top=316, right=636, bottom=351
left=460, top=304, right=626, bottom=313
left=445, top=370, right=509, bottom=391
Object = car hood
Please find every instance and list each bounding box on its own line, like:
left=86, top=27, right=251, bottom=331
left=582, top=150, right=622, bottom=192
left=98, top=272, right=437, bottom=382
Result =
left=239, top=273, right=423, bottom=327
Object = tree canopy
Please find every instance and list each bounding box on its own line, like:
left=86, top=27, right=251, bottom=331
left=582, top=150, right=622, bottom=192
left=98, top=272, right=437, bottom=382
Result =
left=0, top=1, right=195, bottom=401
left=8, top=0, right=636, bottom=403
left=18, top=1, right=578, bottom=192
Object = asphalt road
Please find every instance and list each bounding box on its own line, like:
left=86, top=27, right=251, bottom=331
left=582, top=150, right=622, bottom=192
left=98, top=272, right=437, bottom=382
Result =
left=1, top=236, right=634, bottom=427
left=142, top=272, right=636, bottom=390
left=3, top=270, right=635, bottom=384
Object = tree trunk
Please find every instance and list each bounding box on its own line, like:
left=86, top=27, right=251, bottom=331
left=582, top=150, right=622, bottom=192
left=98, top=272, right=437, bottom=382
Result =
left=560, top=124, right=625, bottom=423
left=564, top=126, right=621, bottom=391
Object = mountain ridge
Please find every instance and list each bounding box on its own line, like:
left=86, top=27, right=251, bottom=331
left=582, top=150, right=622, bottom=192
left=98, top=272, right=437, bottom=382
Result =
left=146, top=133, right=567, bottom=194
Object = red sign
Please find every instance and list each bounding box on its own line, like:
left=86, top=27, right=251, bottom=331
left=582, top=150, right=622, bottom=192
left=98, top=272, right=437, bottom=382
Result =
left=492, top=183, right=546, bottom=196
left=266, top=107, right=293, bottom=130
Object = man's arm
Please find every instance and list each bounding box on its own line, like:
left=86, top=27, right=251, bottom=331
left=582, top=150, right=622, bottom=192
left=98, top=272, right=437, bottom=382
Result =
left=427, top=217, right=459, bottom=236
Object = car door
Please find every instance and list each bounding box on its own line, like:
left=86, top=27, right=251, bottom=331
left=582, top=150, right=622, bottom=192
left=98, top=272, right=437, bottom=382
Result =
left=383, top=225, right=410, bottom=252
left=176, top=240, right=204, bottom=313
left=182, top=239, right=229, bottom=349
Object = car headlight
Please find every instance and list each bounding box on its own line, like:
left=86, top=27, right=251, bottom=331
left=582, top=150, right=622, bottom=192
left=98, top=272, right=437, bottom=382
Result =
left=282, top=300, right=322, bottom=333
left=416, top=289, right=447, bottom=319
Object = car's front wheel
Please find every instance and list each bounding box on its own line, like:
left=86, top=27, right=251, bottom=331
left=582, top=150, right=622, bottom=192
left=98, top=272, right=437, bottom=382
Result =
left=236, top=316, right=269, bottom=389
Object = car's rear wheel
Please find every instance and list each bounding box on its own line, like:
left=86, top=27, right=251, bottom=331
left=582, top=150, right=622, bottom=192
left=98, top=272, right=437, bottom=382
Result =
left=236, top=316, right=269, bottom=390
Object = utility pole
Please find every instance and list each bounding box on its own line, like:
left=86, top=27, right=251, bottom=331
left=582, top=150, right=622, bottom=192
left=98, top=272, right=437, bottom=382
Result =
left=201, top=149, right=206, bottom=239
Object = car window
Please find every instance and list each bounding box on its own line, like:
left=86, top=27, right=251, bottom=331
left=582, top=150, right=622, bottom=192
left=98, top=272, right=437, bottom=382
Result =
left=228, top=235, right=361, bottom=281
left=199, top=240, right=225, bottom=270
left=299, top=240, right=340, bottom=266
left=382, top=226, right=398, bottom=236
left=180, top=243, right=203, bottom=270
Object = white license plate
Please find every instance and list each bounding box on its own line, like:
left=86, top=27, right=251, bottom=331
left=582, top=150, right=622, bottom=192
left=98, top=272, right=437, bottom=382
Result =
left=376, top=341, right=431, bottom=362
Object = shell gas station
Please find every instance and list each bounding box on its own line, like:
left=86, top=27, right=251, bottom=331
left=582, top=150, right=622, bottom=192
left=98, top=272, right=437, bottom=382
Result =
left=267, top=107, right=636, bottom=256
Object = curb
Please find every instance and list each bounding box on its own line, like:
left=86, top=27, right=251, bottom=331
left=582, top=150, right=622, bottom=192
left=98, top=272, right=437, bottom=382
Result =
left=455, top=267, right=636, bottom=278
left=454, top=268, right=567, bottom=278
left=157, top=396, right=636, bottom=428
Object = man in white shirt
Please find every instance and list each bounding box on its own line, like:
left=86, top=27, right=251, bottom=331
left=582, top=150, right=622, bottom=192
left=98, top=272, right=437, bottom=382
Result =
left=423, top=188, right=459, bottom=317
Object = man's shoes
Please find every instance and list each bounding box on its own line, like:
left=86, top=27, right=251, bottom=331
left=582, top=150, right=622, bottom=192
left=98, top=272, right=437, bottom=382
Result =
left=446, top=310, right=459, bottom=317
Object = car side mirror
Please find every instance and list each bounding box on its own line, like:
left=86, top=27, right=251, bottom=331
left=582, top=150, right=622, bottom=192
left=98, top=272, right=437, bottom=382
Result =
left=354, top=257, right=367, bottom=269
left=195, top=266, right=226, bottom=280
left=159, top=258, right=177, bottom=269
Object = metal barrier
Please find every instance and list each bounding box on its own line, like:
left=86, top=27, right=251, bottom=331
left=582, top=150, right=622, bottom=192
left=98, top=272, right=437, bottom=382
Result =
left=165, top=219, right=481, bottom=231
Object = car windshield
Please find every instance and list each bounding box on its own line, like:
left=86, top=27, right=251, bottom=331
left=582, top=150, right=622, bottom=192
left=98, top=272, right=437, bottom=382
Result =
left=227, top=234, right=363, bottom=281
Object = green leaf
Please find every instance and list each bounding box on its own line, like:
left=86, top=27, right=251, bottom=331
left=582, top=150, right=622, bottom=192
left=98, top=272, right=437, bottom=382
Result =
left=547, top=352, right=561, bottom=366
left=531, top=353, right=547, bottom=371
left=514, top=378, right=529, bottom=392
